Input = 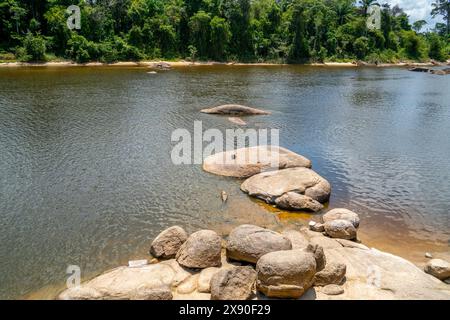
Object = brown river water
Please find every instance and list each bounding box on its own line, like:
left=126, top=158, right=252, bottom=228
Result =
left=0, top=65, right=449, bottom=299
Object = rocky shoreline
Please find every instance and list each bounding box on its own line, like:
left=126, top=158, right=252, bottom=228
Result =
left=58, top=142, right=450, bottom=300
left=59, top=217, right=450, bottom=300
left=1, top=59, right=449, bottom=69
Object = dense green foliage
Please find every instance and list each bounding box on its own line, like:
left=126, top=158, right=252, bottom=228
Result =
left=0, top=0, right=448, bottom=63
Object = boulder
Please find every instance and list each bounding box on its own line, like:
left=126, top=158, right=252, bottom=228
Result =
left=274, top=192, right=324, bottom=212
left=176, top=230, right=222, bottom=269
left=318, top=246, right=450, bottom=300
left=210, top=266, right=257, bottom=300
left=424, top=259, right=450, bottom=280
left=58, top=260, right=189, bottom=300
left=324, top=219, right=357, bottom=240
left=226, top=224, right=292, bottom=263
left=409, top=67, right=431, bottom=73
left=321, top=284, right=344, bottom=296
left=200, top=104, right=270, bottom=115
left=152, top=62, right=171, bottom=70
left=241, top=167, right=331, bottom=209
left=314, top=262, right=346, bottom=286
left=304, top=244, right=326, bottom=272
left=256, top=250, right=316, bottom=299
left=150, top=226, right=188, bottom=259
left=322, top=208, right=360, bottom=228
left=430, top=68, right=450, bottom=75
left=197, top=267, right=220, bottom=293
left=203, top=146, right=311, bottom=178
left=309, top=221, right=325, bottom=232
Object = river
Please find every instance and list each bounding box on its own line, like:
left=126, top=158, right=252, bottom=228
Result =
left=0, top=65, right=449, bottom=299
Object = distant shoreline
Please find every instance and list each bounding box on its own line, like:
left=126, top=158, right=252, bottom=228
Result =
left=0, top=60, right=448, bottom=68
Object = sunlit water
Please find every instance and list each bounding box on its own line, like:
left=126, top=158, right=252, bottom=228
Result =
left=0, top=65, right=449, bottom=299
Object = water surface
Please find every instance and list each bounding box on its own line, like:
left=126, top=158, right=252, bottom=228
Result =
left=0, top=65, right=449, bottom=299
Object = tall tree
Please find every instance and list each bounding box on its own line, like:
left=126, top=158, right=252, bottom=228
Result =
left=431, top=0, right=450, bottom=35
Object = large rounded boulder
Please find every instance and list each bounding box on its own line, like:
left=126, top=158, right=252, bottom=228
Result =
left=256, top=250, right=317, bottom=299
left=176, top=230, right=222, bottom=268
left=226, top=225, right=292, bottom=263
left=210, top=266, right=257, bottom=300
left=322, top=208, right=360, bottom=228
left=150, top=226, right=188, bottom=259
left=241, top=167, right=331, bottom=211
left=203, top=146, right=311, bottom=178
left=324, top=219, right=357, bottom=240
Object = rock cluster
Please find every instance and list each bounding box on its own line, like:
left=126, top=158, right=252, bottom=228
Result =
left=308, top=208, right=361, bottom=240
left=241, top=167, right=331, bottom=212
left=58, top=222, right=450, bottom=300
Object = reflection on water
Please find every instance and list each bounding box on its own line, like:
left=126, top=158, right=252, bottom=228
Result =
left=0, top=66, right=449, bottom=299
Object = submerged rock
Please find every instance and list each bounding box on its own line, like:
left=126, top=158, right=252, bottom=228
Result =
left=200, top=104, right=270, bottom=115
left=226, top=224, right=292, bottom=263
left=275, top=192, right=324, bottom=212
left=241, top=167, right=331, bottom=210
left=150, top=226, right=188, bottom=259
left=322, top=208, right=360, bottom=228
left=256, top=250, right=316, bottom=299
left=176, top=230, right=222, bottom=269
left=210, top=266, right=257, bottom=300
left=203, top=146, right=311, bottom=178
left=228, top=117, right=247, bottom=125
left=424, top=259, right=450, bottom=281
left=324, top=219, right=357, bottom=240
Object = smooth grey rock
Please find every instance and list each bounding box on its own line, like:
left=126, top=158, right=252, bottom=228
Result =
left=275, top=192, right=324, bottom=212
left=241, top=167, right=331, bottom=209
left=176, top=230, right=222, bottom=269
left=322, top=208, right=360, bottom=228
left=150, top=226, right=188, bottom=259
left=324, top=219, right=357, bottom=240
left=203, top=146, right=311, bottom=178
left=210, top=266, right=257, bottom=300
left=226, top=224, right=292, bottom=263
left=256, top=250, right=316, bottom=299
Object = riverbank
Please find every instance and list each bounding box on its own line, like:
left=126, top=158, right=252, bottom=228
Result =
left=1, top=59, right=449, bottom=68
left=57, top=219, right=450, bottom=300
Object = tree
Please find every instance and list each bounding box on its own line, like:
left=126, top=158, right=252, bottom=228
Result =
left=359, top=0, right=379, bottom=16
left=431, top=0, right=450, bottom=35
left=210, top=16, right=230, bottom=60
left=412, top=20, right=427, bottom=33
left=189, top=10, right=211, bottom=58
